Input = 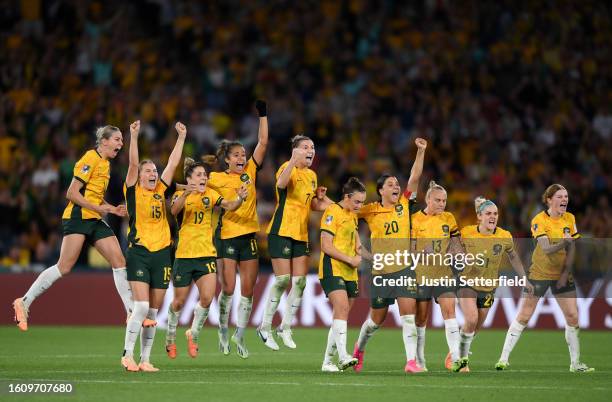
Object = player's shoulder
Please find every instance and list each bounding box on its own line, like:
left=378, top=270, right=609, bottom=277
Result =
left=563, top=211, right=576, bottom=222
left=440, top=211, right=457, bottom=222
left=460, top=225, right=478, bottom=237
left=79, top=149, right=101, bottom=163
left=532, top=210, right=547, bottom=223
left=495, top=226, right=513, bottom=239
left=173, top=190, right=185, bottom=199
left=325, top=202, right=343, bottom=215
left=359, top=201, right=380, bottom=216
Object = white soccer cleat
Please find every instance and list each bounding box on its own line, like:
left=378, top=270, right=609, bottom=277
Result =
left=218, top=328, right=230, bottom=356
left=231, top=332, right=249, bottom=359
left=276, top=327, right=297, bottom=349
left=337, top=356, right=358, bottom=371
left=256, top=327, right=279, bottom=351
left=570, top=362, right=595, bottom=373
left=321, top=362, right=340, bottom=372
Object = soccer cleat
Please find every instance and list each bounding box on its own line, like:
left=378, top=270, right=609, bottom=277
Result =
left=218, top=328, right=230, bottom=355
left=495, top=360, right=510, bottom=370
left=165, top=343, right=177, bottom=359
left=13, top=298, right=28, bottom=331
left=321, top=362, right=340, bottom=372
left=138, top=362, right=160, bottom=372
left=121, top=356, right=139, bottom=372
left=352, top=343, right=365, bottom=373
left=142, top=318, right=157, bottom=328
left=276, top=327, right=297, bottom=349
left=337, top=356, right=358, bottom=371
left=185, top=329, right=199, bottom=358
left=231, top=332, right=249, bottom=359
left=450, top=358, right=468, bottom=373
left=256, top=327, right=279, bottom=351
left=570, top=362, right=595, bottom=373
left=444, top=351, right=452, bottom=370
left=404, top=359, right=424, bottom=373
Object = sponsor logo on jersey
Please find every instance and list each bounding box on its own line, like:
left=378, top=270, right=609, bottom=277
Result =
left=153, top=194, right=162, bottom=200
left=493, top=244, right=503, bottom=255
left=533, top=223, right=538, bottom=231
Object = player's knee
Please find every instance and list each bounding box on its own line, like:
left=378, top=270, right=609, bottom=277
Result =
left=293, top=275, right=306, bottom=291
left=275, top=274, right=291, bottom=289
left=172, top=298, right=185, bottom=311
left=240, top=286, right=254, bottom=298
left=200, top=294, right=213, bottom=308
left=565, top=312, right=579, bottom=327
left=114, top=254, right=126, bottom=268
left=57, top=263, right=73, bottom=276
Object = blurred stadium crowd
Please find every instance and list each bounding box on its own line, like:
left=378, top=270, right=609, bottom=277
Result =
left=1, top=0, right=610, bottom=270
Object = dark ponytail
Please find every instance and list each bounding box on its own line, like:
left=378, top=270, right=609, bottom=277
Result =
left=201, top=140, right=244, bottom=169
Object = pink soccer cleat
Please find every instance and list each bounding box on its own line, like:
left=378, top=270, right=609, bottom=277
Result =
left=353, top=343, right=365, bottom=373
left=405, top=359, right=425, bottom=373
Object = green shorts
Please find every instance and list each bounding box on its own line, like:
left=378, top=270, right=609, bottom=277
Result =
left=62, top=218, right=115, bottom=243
left=172, top=257, right=217, bottom=287
left=416, top=283, right=457, bottom=303
left=320, top=275, right=359, bottom=298
left=216, top=232, right=258, bottom=261
left=457, top=286, right=495, bottom=308
left=528, top=278, right=576, bottom=297
left=268, top=233, right=309, bottom=259
left=370, top=267, right=418, bottom=308
left=126, top=245, right=172, bottom=289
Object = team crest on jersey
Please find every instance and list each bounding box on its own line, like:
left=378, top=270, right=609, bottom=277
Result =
left=136, top=270, right=144, bottom=277
left=80, top=164, right=91, bottom=173
left=226, top=246, right=235, bottom=255
left=442, top=225, right=450, bottom=236
left=203, top=197, right=210, bottom=206
left=493, top=244, right=502, bottom=255
left=395, top=204, right=404, bottom=216
left=283, top=246, right=291, bottom=255
left=153, top=194, right=162, bottom=200
left=563, top=227, right=571, bottom=235
left=325, top=215, right=333, bottom=225
left=240, top=173, right=250, bottom=184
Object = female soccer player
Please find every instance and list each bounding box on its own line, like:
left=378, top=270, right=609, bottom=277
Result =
left=165, top=158, right=247, bottom=359
left=496, top=184, right=594, bottom=372
left=456, top=196, right=533, bottom=372
left=411, top=181, right=464, bottom=372
left=120, top=120, right=186, bottom=372
left=257, top=135, right=331, bottom=350
left=352, top=137, right=427, bottom=373
left=320, top=177, right=366, bottom=372
left=13, top=125, right=132, bottom=331
left=204, top=100, right=268, bottom=359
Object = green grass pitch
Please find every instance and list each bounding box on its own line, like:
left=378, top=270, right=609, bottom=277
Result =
left=1, top=326, right=609, bottom=402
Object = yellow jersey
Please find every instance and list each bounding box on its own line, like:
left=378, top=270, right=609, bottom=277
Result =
left=267, top=161, right=318, bottom=242
left=208, top=158, right=260, bottom=239
left=459, top=225, right=515, bottom=292
left=411, top=210, right=459, bottom=281
left=62, top=149, right=109, bottom=220
left=358, top=194, right=414, bottom=274
left=173, top=188, right=223, bottom=258
left=318, top=203, right=359, bottom=281
left=124, top=180, right=171, bottom=252
left=529, top=210, right=580, bottom=280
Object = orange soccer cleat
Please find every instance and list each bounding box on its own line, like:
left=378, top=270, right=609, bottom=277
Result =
left=138, top=362, right=160, bottom=372
left=13, top=298, right=29, bottom=331
left=166, top=343, right=177, bottom=359
left=185, top=329, right=199, bottom=358
left=121, top=356, right=139, bottom=372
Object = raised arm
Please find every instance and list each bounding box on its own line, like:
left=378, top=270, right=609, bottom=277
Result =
left=125, top=120, right=140, bottom=187
left=277, top=147, right=307, bottom=189
left=320, top=231, right=361, bottom=268
left=251, top=100, right=269, bottom=167
left=311, top=186, right=333, bottom=211
left=161, top=122, right=187, bottom=185
left=405, top=138, right=427, bottom=194
left=219, top=185, right=248, bottom=211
